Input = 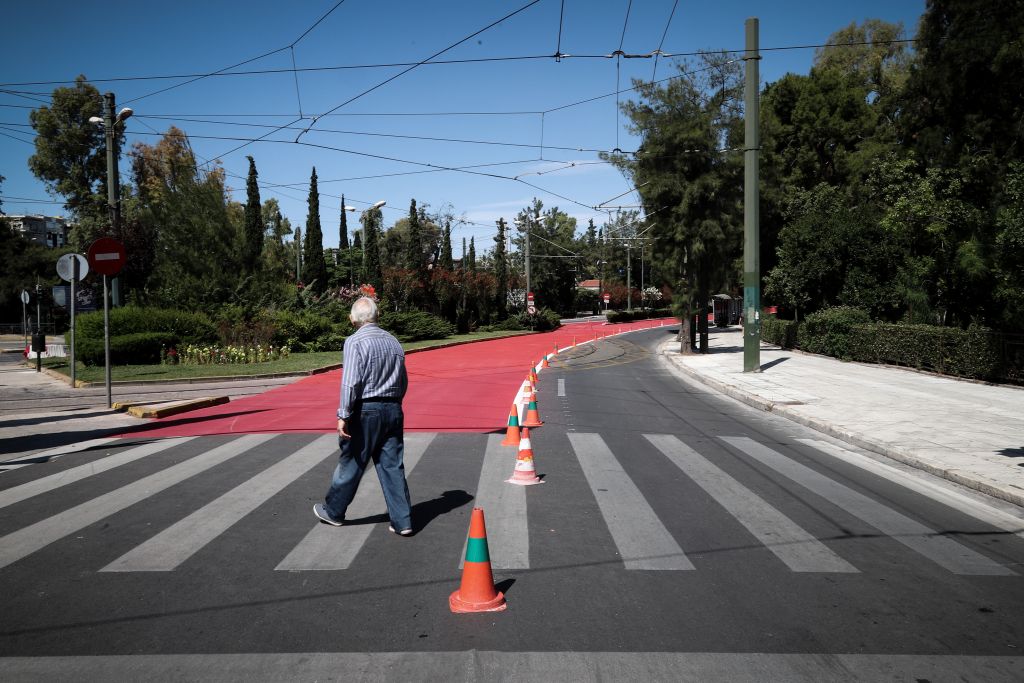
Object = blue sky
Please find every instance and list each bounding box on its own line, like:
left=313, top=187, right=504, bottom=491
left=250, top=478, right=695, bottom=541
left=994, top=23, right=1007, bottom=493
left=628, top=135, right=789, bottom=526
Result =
left=1, top=0, right=925, bottom=251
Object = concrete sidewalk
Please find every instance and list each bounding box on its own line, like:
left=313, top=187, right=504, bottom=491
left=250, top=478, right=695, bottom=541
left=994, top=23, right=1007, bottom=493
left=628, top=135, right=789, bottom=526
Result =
left=660, top=326, right=1024, bottom=508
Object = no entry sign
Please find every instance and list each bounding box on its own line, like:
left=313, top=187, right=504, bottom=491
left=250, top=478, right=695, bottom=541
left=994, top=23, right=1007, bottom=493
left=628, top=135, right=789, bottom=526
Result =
left=87, top=237, right=126, bottom=276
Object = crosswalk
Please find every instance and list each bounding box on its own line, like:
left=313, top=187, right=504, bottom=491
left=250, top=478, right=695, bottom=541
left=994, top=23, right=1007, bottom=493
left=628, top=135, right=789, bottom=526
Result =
left=0, top=430, right=1019, bottom=577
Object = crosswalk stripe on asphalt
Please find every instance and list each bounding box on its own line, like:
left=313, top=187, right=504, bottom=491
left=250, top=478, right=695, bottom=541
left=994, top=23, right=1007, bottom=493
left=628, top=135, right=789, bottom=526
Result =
left=568, top=433, right=694, bottom=570
left=645, top=434, right=859, bottom=573
left=0, top=433, right=275, bottom=571
left=101, top=434, right=337, bottom=572
left=275, top=432, right=435, bottom=571
left=721, top=436, right=1015, bottom=576
left=460, top=433, right=530, bottom=569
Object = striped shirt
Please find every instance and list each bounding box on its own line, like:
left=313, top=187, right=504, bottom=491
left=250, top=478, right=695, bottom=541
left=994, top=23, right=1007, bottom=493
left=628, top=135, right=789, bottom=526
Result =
left=337, top=323, right=407, bottom=420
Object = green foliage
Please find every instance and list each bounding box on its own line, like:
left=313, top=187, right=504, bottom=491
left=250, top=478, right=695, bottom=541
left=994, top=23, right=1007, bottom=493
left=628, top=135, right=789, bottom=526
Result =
left=479, top=316, right=525, bottom=332
left=302, top=167, right=327, bottom=294
left=847, top=323, right=1000, bottom=380
left=242, top=156, right=263, bottom=274
left=605, top=308, right=673, bottom=323
left=761, top=316, right=799, bottom=349
left=379, top=310, right=455, bottom=343
left=493, top=218, right=509, bottom=318
left=75, top=306, right=217, bottom=345
left=519, top=307, right=561, bottom=331
left=78, top=332, right=179, bottom=366
left=797, top=306, right=872, bottom=359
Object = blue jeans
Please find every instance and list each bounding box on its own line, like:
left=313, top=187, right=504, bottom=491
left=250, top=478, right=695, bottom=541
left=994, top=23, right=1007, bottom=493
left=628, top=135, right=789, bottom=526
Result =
left=323, top=402, right=412, bottom=530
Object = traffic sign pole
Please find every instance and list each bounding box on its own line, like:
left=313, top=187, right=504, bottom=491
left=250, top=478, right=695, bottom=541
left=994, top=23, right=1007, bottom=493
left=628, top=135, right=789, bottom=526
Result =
left=103, top=275, right=111, bottom=408
left=87, top=238, right=125, bottom=408
left=70, top=257, right=78, bottom=388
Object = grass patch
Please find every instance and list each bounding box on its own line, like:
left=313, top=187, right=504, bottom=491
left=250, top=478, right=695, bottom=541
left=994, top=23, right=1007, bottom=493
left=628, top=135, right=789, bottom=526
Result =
left=39, top=329, right=531, bottom=383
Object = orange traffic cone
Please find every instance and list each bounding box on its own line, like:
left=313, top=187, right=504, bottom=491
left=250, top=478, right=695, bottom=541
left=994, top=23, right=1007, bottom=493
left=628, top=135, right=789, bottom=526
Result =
left=450, top=508, right=507, bottom=613
left=501, top=404, right=521, bottom=447
left=530, top=367, right=539, bottom=388
left=541, top=355, right=549, bottom=369
left=507, top=427, right=543, bottom=485
left=553, top=344, right=559, bottom=356
left=522, top=392, right=543, bottom=427
left=572, top=336, right=576, bottom=347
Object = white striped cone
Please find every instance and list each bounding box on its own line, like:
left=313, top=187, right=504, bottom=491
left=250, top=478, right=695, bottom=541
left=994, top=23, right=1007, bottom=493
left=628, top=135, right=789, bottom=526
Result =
left=507, top=428, right=543, bottom=485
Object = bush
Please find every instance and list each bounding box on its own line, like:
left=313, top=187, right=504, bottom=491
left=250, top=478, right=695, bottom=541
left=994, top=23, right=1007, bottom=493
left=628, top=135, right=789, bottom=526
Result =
left=76, top=306, right=217, bottom=346
left=797, top=306, right=871, bottom=359
left=379, top=310, right=455, bottom=343
left=270, top=310, right=337, bottom=350
left=479, top=317, right=525, bottom=332
left=78, top=332, right=179, bottom=366
left=848, top=322, right=1000, bottom=380
left=605, top=308, right=673, bottom=324
left=761, top=316, right=800, bottom=349
left=517, top=307, right=561, bottom=332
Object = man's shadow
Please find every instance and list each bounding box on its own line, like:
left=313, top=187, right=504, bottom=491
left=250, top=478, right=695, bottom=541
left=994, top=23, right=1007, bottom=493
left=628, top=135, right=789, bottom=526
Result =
left=345, top=489, right=474, bottom=533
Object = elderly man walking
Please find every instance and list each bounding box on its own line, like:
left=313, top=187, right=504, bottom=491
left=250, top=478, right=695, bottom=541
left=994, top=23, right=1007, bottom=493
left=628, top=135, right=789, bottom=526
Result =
left=314, top=296, right=414, bottom=536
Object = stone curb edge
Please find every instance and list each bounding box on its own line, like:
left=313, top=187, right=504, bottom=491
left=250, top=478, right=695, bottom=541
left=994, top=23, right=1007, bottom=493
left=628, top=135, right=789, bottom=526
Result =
left=124, top=396, right=230, bottom=419
left=659, top=348, right=1024, bottom=510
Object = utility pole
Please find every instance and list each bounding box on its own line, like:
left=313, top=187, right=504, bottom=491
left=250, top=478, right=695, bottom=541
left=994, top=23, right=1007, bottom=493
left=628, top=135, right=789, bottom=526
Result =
left=742, top=17, right=761, bottom=373
left=626, top=243, right=632, bottom=312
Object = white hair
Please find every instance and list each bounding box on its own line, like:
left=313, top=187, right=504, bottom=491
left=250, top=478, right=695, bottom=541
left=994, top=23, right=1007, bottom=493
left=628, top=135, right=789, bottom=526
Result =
left=349, top=297, right=378, bottom=326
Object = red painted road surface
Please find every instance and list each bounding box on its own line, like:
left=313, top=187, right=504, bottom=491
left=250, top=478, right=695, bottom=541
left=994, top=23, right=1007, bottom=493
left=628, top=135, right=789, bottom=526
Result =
left=131, top=318, right=675, bottom=438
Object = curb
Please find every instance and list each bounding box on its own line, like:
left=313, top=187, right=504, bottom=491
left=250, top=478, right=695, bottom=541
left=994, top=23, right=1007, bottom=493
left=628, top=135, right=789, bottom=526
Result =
left=124, top=396, right=230, bottom=419
left=659, top=348, right=1024, bottom=510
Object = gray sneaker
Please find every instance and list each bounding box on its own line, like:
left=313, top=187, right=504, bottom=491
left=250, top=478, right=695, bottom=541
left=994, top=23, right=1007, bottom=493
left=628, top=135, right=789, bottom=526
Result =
left=313, top=504, right=343, bottom=526
left=388, top=525, right=413, bottom=536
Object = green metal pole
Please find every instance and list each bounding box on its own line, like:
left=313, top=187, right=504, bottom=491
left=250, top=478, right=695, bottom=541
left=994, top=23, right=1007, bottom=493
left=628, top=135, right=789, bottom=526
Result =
left=743, top=17, right=761, bottom=373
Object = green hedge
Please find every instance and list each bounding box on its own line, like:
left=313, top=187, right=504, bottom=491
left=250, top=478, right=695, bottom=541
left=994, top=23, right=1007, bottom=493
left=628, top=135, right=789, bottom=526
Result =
left=379, top=310, right=455, bottom=343
left=78, top=332, right=180, bottom=366
left=520, top=307, right=561, bottom=331
left=76, top=307, right=217, bottom=346
left=761, top=316, right=799, bottom=349
left=479, top=316, right=525, bottom=332
left=605, top=308, right=672, bottom=323
left=848, top=323, right=1000, bottom=380
left=796, top=306, right=871, bottom=360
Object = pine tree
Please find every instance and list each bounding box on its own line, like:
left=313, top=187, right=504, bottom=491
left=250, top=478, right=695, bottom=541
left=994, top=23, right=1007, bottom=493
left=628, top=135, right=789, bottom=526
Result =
left=339, top=194, right=349, bottom=249
left=468, top=236, right=477, bottom=272
left=461, top=237, right=467, bottom=270
left=493, top=217, right=508, bottom=317
left=352, top=229, right=362, bottom=250
left=406, top=198, right=421, bottom=271
left=362, top=206, right=382, bottom=287
left=302, top=167, right=327, bottom=293
left=294, top=227, right=302, bottom=283
left=440, top=221, right=454, bottom=269
left=242, top=156, right=264, bottom=274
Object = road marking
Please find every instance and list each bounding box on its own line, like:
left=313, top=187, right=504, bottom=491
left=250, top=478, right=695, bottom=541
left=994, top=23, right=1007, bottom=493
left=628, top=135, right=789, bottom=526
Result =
left=0, top=438, right=194, bottom=510
left=557, top=378, right=565, bottom=396
left=721, top=437, right=1016, bottom=576
left=798, top=438, right=1024, bottom=540
left=568, top=433, right=693, bottom=570
left=101, top=435, right=337, bottom=572
left=645, top=434, right=858, bottom=573
left=4, top=652, right=1021, bottom=681
left=0, top=437, right=122, bottom=471
left=460, top=434, right=528, bottom=569
left=0, top=434, right=273, bottom=571
left=275, top=433, right=434, bottom=571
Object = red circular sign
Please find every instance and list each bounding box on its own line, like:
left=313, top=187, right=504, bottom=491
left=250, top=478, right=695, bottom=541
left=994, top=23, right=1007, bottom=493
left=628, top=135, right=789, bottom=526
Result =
left=87, top=237, right=126, bottom=276
left=603, top=293, right=611, bottom=303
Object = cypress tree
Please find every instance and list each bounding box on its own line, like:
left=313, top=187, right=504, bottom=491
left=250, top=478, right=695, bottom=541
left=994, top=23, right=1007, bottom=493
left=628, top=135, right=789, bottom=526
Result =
left=440, top=221, right=454, bottom=270
left=406, top=198, right=421, bottom=271
left=294, top=227, right=302, bottom=282
left=468, top=236, right=477, bottom=272
left=362, top=206, right=382, bottom=287
left=243, top=156, right=263, bottom=274
left=352, top=229, right=362, bottom=250
left=461, top=237, right=467, bottom=270
left=302, top=167, right=327, bottom=293
left=493, top=218, right=508, bottom=317
left=339, top=194, right=349, bottom=249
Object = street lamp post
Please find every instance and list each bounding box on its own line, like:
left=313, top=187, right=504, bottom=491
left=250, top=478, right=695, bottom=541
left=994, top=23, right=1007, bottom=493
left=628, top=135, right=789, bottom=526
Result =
left=514, top=213, right=543, bottom=310
left=352, top=201, right=385, bottom=286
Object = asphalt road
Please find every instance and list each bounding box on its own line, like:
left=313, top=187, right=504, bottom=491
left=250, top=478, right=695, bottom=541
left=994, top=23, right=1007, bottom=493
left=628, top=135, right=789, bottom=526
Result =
left=1, top=327, right=1022, bottom=681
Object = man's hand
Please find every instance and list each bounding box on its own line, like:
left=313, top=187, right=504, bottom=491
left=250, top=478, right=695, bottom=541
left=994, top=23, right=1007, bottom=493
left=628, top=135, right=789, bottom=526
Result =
left=337, top=418, right=352, bottom=440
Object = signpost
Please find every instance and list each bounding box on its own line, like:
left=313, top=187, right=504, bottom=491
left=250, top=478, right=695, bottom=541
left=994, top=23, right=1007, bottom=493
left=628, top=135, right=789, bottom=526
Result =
left=20, top=290, right=29, bottom=351
left=57, top=253, right=89, bottom=388
left=87, top=238, right=126, bottom=407
left=603, top=292, right=610, bottom=311
left=527, top=291, right=536, bottom=316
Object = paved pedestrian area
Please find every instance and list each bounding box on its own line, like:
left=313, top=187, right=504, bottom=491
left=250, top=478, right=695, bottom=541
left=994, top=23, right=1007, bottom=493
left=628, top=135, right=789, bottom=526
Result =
left=660, top=326, right=1024, bottom=508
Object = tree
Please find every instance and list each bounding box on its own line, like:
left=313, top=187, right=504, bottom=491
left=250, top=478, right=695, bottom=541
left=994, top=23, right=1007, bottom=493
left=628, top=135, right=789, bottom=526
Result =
left=493, top=217, right=509, bottom=318
left=439, top=221, right=454, bottom=270
left=302, top=167, right=327, bottom=294
left=468, top=237, right=477, bottom=272
left=512, top=200, right=579, bottom=315
left=339, top=194, right=350, bottom=249
left=242, top=156, right=263, bottom=274
left=361, top=206, right=383, bottom=287
left=28, top=76, right=111, bottom=219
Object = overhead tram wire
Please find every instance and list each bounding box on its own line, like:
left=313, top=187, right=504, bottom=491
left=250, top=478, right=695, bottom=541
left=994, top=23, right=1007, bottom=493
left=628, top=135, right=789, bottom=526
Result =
left=652, top=0, right=680, bottom=80
left=294, top=0, right=545, bottom=141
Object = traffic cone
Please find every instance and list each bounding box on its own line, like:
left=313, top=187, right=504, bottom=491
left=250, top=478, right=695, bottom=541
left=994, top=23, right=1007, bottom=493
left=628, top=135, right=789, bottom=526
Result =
left=572, top=336, right=576, bottom=347
left=552, top=344, right=559, bottom=356
left=530, top=367, right=539, bottom=388
left=507, top=427, right=543, bottom=485
left=541, top=355, right=550, bottom=369
left=501, top=404, right=521, bottom=447
left=450, top=508, right=507, bottom=613
left=522, top=392, right=543, bottom=427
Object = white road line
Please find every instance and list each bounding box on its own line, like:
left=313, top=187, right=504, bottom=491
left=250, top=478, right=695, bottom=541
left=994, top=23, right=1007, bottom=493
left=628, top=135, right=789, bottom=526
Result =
left=568, top=433, right=693, bottom=570
left=460, top=434, right=528, bottom=569
left=0, top=434, right=273, bottom=571
left=721, top=437, right=1016, bottom=576
left=645, top=434, right=857, bottom=573
left=0, top=438, right=194, bottom=510
left=102, top=435, right=337, bottom=572
left=798, top=438, right=1024, bottom=540
left=0, top=437, right=122, bottom=470
left=275, top=433, right=435, bottom=571
left=557, top=378, right=565, bottom=397
left=5, top=652, right=1021, bottom=682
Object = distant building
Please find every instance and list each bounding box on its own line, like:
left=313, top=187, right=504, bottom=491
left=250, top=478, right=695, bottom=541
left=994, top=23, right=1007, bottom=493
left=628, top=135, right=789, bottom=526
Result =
left=6, top=215, right=70, bottom=248
left=578, top=279, right=600, bottom=292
